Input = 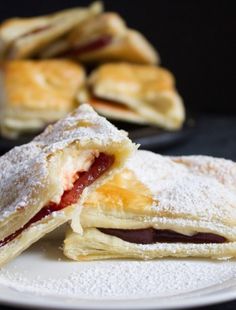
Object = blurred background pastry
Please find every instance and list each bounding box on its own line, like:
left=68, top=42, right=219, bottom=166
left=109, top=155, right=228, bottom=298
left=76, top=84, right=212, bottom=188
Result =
left=0, top=59, right=85, bottom=138
left=0, top=1, right=184, bottom=143
left=40, top=12, right=159, bottom=64
left=0, top=2, right=102, bottom=59
left=87, top=63, right=185, bottom=130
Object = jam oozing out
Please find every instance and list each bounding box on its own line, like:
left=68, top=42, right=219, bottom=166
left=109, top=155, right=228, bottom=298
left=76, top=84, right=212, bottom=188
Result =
left=0, top=153, right=114, bottom=248
left=98, top=228, right=227, bottom=244
left=60, top=35, right=113, bottom=57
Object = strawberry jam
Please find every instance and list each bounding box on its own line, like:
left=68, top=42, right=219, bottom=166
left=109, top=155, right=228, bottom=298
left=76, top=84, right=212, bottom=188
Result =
left=60, top=35, right=112, bottom=57
left=98, top=228, right=227, bottom=244
left=0, top=153, right=114, bottom=248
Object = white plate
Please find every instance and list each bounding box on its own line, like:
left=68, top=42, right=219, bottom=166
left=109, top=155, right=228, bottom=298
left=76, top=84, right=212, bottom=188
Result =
left=0, top=240, right=236, bottom=310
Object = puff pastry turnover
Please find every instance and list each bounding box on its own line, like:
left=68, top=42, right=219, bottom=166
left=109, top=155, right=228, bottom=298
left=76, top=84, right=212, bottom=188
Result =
left=64, top=150, right=236, bottom=260
left=0, top=2, right=102, bottom=59
left=0, top=104, right=135, bottom=267
left=88, top=63, right=185, bottom=129
left=0, top=59, right=86, bottom=138
left=40, top=12, right=159, bottom=65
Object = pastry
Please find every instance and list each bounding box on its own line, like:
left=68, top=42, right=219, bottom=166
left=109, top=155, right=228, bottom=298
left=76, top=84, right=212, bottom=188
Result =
left=0, top=59, right=86, bottom=139
left=0, top=2, right=102, bottom=59
left=0, top=104, right=135, bottom=267
left=64, top=150, right=236, bottom=260
left=40, top=12, right=159, bottom=65
left=88, top=97, right=148, bottom=124
left=88, top=63, right=185, bottom=129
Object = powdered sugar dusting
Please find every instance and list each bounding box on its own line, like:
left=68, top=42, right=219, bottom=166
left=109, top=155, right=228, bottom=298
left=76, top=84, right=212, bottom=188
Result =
left=0, top=241, right=236, bottom=299
left=127, top=151, right=236, bottom=226
left=0, top=104, right=132, bottom=222
left=172, top=155, right=236, bottom=191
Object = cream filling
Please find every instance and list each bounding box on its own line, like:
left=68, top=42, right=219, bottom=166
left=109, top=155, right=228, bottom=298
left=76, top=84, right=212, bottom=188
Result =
left=49, top=148, right=99, bottom=204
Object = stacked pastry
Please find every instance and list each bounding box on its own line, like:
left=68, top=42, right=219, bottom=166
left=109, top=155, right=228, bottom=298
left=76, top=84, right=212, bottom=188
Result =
left=0, top=2, right=185, bottom=139
left=0, top=2, right=235, bottom=269
left=65, top=151, right=236, bottom=261
left=0, top=2, right=102, bottom=59
left=0, top=106, right=236, bottom=267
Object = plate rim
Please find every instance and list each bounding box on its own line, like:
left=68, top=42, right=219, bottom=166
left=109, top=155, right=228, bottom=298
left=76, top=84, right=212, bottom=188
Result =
left=0, top=280, right=236, bottom=310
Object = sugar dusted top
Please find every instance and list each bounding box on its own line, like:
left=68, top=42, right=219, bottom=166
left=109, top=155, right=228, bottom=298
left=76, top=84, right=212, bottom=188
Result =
left=0, top=104, right=132, bottom=221
left=127, top=150, right=236, bottom=225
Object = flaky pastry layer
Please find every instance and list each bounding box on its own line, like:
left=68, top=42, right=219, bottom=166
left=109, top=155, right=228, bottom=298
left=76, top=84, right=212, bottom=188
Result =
left=64, top=150, right=236, bottom=260
left=0, top=204, right=75, bottom=267
left=0, top=104, right=135, bottom=266
left=89, top=63, right=185, bottom=129
left=64, top=228, right=236, bottom=261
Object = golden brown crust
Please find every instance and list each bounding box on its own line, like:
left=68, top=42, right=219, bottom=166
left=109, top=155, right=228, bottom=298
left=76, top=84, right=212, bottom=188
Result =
left=83, top=168, right=153, bottom=215
left=89, top=63, right=185, bottom=129
left=89, top=62, right=174, bottom=92
left=2, top=59, right=85, bottom=109
left=0, top=59, right=85, bottom=137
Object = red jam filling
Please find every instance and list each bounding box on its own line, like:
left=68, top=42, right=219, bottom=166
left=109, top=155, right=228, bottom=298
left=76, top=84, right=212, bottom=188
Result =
left=98, top=228, right=227, bottom=244
left=0, top=153, right=114, bottom=248
left=60, top=35, right=113, bottom=57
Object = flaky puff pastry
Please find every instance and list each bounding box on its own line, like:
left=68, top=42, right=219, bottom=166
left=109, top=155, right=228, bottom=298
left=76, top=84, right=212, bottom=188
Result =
left=87, top=97, right=148, bottom=125
left=40, top=12, right=159, bottom=65
left=0, top=2, right=102, bottom=59
left=64, top=150, right=236, bottom=261
left=88, top=63, right=185, bottom=129
left=0, top=59, right=86, bottom=138
left=0, top=104, right=135, bottom=267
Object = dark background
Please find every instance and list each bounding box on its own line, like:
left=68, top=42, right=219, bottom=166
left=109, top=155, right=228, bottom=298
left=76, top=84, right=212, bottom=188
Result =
left=0, top=2, right=236, bottom=309
left=0, top=0, right=235, bottom=114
